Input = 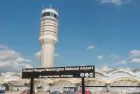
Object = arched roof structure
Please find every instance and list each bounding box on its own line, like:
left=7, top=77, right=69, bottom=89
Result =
left=1, top=69, right=140, bottom=85
left=95, top=68, right=140, bottom=77
left=0, top=74, right=6, bottom=79
left=8, top=73, right=22, bottom=79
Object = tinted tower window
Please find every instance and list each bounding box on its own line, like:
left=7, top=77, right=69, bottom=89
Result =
left=46, top=12, right=50, bottom=16
left=50, top=12, right=54, bottom=17
left=42, top=12, right=58, bottom=19
left=54, top=14, right=57, bottom=18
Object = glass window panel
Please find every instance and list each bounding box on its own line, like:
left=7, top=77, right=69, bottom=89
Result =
left=42, top=12, right=58, bottom=19
left=46, top=12, right=50, bottom=16
left=54, top=14, right=57, bottom=19
left=50, top=12, right=54, bottom=17
left=43, top=13, right=46, bottom=16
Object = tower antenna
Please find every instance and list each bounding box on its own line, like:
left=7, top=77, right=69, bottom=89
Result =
left=57, top=8, right=58, bottom=12
left=39, top=3, right=58, bottom=68
left=42, top=4, right=45, bottom=9
left=49, top=4, right=52, bottom=8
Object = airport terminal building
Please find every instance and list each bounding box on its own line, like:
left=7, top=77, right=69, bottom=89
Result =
left=0, top=68, right=140, bottom=93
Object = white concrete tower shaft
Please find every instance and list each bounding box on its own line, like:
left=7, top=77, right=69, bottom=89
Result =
left=39, top=8, right=58, bottom=68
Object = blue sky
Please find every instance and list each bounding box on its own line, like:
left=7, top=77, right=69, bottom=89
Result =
left=0, top=0, right=140, bottom=72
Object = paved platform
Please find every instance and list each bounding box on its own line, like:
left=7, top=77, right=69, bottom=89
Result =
left=4, top=91, right=50, bottom=94
left=5, top=91, right=20, bottom=94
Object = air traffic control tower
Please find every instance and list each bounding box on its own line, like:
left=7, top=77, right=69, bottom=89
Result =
left=39, top=8, right=58, bottom=68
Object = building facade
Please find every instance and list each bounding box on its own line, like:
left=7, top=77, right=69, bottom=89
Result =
left=0, top=69, right=140, bottom=93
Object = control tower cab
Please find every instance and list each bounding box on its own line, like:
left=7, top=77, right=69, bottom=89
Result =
left=39, top=8, right=58, bottom=68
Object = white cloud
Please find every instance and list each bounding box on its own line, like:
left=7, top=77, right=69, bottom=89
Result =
left=97, top=55, right=103, bottom=60
left=35, top=51, right=41, bottom=58
left=125, top=67, right=131, bottom=71
left=99, top=0, right=132, bottom=5
left=0, top=45, right=32, bottom=72
left=118, top=67, right=131, bottom=71
left=125, top=0, right=132, bottom=4
left=100, top=65, right=112, bottom=72
left=131, top=59, right=140, bottom=63
left=99, top=65, right=132, bottom=72
left=129, top=50, right=140, bottom=58
left=101, top=0, right=121, bottom=5
left=55, top=53, right=60, bottom=56
left=35, top=51, right=60, bottom=58
left=0, top=45, right=7, bottom=49
left=120, top=60, right=127, bottom=64
left=15, top=57, right=31, bottom=62
left=87, top=45, right=95, bottom=50
left=109, top=54, right=121, bottom=60
left=117, top=60, right=127, bottom=65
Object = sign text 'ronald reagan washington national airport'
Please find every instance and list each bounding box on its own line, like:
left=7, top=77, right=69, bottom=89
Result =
left=22, top=66, right=95, bottom=78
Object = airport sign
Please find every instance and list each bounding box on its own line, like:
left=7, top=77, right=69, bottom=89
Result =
left=22, top=65, right=95, bottom=78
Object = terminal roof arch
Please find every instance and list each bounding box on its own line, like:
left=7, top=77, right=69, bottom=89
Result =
left=0, top=74, right=7, bottom=79
left=95, top=69, right=140, bottom=77
left=8, top=73, right=22, bottom=79
left=109, top=76, right=140, bottom=83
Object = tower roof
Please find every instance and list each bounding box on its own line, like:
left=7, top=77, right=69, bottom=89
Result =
left=42, top=8, right=58, bottom=16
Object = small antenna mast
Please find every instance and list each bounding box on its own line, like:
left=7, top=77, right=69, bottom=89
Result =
left=57, top=8, right=58, bottom=12
left=49, top=4, right=52, bottom=8
left=57, top=8, right=59, bottom=16
left=42, top=4, right=45, bottom=9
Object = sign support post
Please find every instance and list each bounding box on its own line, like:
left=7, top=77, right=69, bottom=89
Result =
left=30, top=77, right=34, bottom=94
left=82, top=77, right=85, bottom=94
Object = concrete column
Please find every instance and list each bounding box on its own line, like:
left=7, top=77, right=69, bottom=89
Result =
left=40, top=44, right=54, bottom=68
